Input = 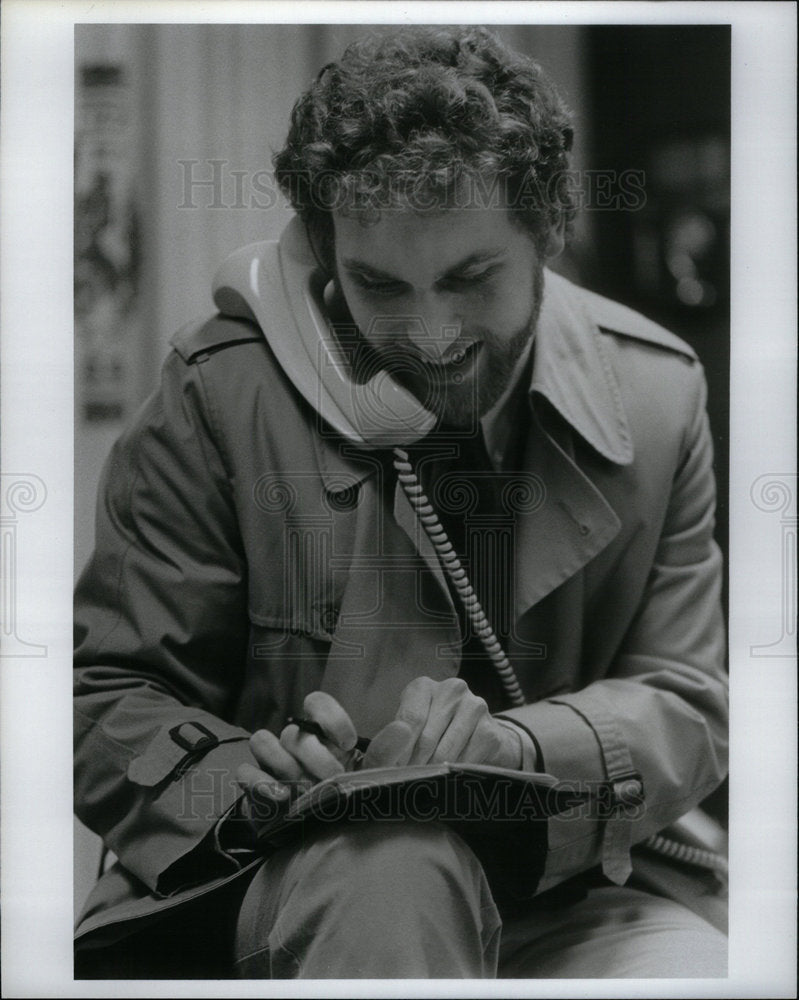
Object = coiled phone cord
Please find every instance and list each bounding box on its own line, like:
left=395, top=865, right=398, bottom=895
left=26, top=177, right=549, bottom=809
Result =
left=392, top=447, right=525, bottom=708
left=645, top=833, right=729, bottom=879
left=393, top=446, right=728, bottom=878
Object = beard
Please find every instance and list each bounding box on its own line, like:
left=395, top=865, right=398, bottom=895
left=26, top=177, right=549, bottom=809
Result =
left=399, top=321, right=533, bottom=430
left=384, top=265, right=545, bottom=431
left=334, top=264, right=546, bottom=434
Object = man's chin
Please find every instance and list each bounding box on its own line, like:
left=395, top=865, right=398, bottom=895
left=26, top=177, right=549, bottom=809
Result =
left=413, top=382, right=507, bottom=434
left=389, top=338, right=528, bottom=433
left=389, top=371, right=472, bottom=430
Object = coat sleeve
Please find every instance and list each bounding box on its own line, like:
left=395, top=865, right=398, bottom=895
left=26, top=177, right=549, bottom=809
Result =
left=74, top=348, right=261, bottom=897
left=497, top=362, right=728, bottom=891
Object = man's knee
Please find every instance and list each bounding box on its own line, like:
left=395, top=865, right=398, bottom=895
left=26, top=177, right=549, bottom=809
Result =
left=235, top=821, right=500, bottom=978
left=304, top=819, right=485, bottom=895
left=499, top=885, right=728, bottom=979
left=241, top=819, right=488, bottom=920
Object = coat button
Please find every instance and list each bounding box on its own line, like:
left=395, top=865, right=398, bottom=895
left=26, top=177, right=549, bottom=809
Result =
left=612, top=777, right=644, bottom=806
left=321, top=607, right=339, bottom=633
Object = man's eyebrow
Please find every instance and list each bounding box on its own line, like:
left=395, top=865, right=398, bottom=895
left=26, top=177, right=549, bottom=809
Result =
left=437, top=249, right=508, bottom=279
left=340, top=248, right=508, bottom=283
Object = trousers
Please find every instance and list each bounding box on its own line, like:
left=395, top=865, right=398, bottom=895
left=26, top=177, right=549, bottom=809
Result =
left=233, top=821, right=727, bottom=979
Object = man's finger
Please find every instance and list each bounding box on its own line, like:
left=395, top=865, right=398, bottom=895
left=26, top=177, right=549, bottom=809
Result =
left=424, top=697, right=487, bottom=764
left=281, top=725, right=346, bottom=780
left=249, top=728, right=306, bottom=781
left=394, top=676, right=435, bottom=734
left=362, top=720, right=416, bottom=768
left=236, top=762, right=292, bottom=802
left=303, top=690, right=358, bottom=752
left=395, top=677, right=437, bottom=764
left=235, top=762, right=297, bottom=827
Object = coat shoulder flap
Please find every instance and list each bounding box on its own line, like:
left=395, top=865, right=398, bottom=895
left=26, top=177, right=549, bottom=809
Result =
left=578, top=285, right=698, bottom=362
left=170, top=314, right=264, bottom=364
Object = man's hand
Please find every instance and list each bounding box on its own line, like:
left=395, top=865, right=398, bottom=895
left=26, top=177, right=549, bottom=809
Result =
left=235, top=691, right=359, bottom=826
left=235, top=679, right=526, bottom=833
left=361, top=676, right=524, bottom=770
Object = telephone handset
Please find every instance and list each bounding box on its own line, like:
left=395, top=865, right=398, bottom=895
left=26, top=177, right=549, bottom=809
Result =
left=212, top=216, right=436, bottom=449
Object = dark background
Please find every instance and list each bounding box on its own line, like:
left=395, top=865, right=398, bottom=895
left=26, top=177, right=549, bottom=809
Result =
left=583, top=25, right=730, bottom=601
left=583, top=25, right=730, bottom=821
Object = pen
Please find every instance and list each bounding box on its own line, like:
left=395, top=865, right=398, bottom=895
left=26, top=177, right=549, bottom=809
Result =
left=286, top=716, right=371, bottom=768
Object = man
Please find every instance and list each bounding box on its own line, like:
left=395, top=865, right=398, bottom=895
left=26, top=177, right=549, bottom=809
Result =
left=74, top=26, right=728, bottom=978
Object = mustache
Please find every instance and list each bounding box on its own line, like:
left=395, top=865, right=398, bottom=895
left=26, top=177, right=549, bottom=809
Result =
left=394, top=340, right=482, bottom=370
left=338, top=319, right=534, bottom=386
left=370, top=327, right=499, bottom=367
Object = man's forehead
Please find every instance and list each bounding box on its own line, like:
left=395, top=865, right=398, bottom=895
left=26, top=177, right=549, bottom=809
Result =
left=332, top=201, right=520, bottom=248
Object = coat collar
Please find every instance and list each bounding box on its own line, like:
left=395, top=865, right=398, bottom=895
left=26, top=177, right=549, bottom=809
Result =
left=531, top=270, right=634, bottom=466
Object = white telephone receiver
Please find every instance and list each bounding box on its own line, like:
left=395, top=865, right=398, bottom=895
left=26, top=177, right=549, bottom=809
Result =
left=212, top=216, right=437, bottom=448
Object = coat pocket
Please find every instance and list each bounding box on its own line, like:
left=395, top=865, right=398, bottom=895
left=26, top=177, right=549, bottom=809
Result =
left=233, top=613, right=334, bottom=735
left=248, top=600, right=340, bottom=643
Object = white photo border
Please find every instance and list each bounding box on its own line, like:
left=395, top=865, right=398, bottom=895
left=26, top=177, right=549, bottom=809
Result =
left=1, top=2, right=796, bottom=997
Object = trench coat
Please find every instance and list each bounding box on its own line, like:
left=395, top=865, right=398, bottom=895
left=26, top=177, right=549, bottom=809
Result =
left=73, top=267, right=728, bottom=963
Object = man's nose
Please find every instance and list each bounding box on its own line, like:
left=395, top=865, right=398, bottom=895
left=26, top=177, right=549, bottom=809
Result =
left=365, top=300, right=463, bottom=362
left=403, top=299, right=462, bottom=363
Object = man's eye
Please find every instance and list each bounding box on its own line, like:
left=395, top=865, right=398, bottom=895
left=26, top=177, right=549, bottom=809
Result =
left=441, top=267, right=499, bottom=290
left=350, top=275, right=403, bottom=297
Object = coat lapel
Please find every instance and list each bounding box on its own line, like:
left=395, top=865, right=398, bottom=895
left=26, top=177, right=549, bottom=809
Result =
left=533, top=270, right=634, bottom=467
left=513, top=415, right=622, bottom=617
left=510, top=269, right=635, bottom=616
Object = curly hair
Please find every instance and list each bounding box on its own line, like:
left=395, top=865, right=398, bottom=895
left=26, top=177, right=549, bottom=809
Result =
left=274, top=26, right=576, bottom=266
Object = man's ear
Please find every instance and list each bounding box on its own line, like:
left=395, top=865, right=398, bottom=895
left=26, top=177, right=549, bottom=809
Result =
left=542, top=219, right=566, bottom=260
